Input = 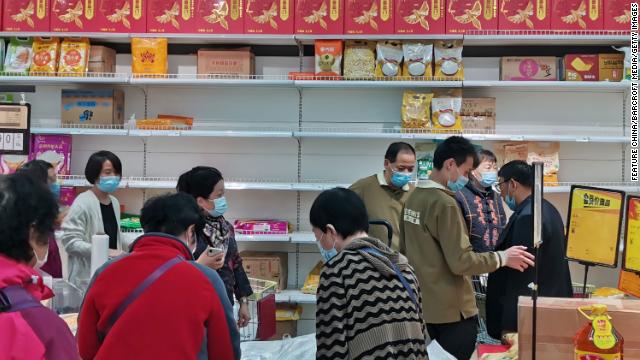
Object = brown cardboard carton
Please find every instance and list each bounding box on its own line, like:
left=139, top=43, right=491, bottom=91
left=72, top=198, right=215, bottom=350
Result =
left=197, top=49, right=255, bottom=76
left=461, top=98, right=496, bottom=132
left=61, top=89, right=125, bottom=125
left=271, top=321, right=297, bottom=340
left=599, top=53, right=625, bottom=82
left=500, top=56, right=558, bottom=81
left=240, top=251, right=288, bottom=291
left=518, top=297, right=640, bottom=360
left=88, top=46, right=116, bottom=73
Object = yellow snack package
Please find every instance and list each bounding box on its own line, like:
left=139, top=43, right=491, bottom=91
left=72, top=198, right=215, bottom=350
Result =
left=431, top=89, right=463, bottom=131
left=301, top=261, right=323, bottom=294
left=58, top=38, right=90, bottom=75
left=434, top=40, right=464, bottom=80
left=30, top=38, right=60, bottom=75
left=402, top=91, right=434, bottom=129
left=131, top=38, right=169, bottom=76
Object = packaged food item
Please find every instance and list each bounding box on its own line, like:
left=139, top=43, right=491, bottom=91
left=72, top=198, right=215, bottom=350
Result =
left=599, top=53, right=624, bottom=82
left=345, top=0, right=394, bottom=34
left=88, top=46, right=117, bottom=73
left=301, top=261, right=323, bottom=294
left=3, top=38, right=33, bottom=74
left=315, top=40, right=343, bottom=77
left=30, top=37, right=60, bottom=75
left=271, top=304, right=300, bottom=340
left=2, top=0, right=51, bottom=32
left=58, top=38, right=90, bottom=75
left=375, top=41, right=403, bottom=78
left=61, top=89, right=125, bottom=125
left=84, top=0, right=147, bottom=33
left=499, top=0, right=551, bottom=30
left=395, top=0, right=445, bottom=34
left=500, top=56, right=558, bottom=81
left=434, top=40, right=463, bottom=79
left=551, top=0, right=603, bottom=30
left=288, top=71, right=316, bottom=80
left=195, top=0, right=244, bottom=34
left=592, top=287, right=626, bottom=299
left=234, top=220, right=289, bottom=234
left=431, top=89, right=462, bottom=131
left=343, top=40, right=375, bottom=79
left=136, top=115, right=194, bottom=130
left=197, top=48, right=254, bottom=76
left=401, top=91, right=433, bottom=129
left=574, top=304, right=624, bottom=359
left=245, top=0, right=294, bottom=34
left=461, top=98, right=496, bottom=132
left=614, top=47, right=631, bottom=81
left=296, top=0, right=344, bottom=33
left=502, top=141, right=559, bottom=183
left=446, top=0, right=497, bottom=33
left=148, top=0, right=195, bottom=32
left=604, top=0, right=631, bottom=30
left=416, top=142, right=436, bottom=180
left=564, top=54, right=599, bottom=81
left=402, top=42, right=433, bottom=78
left=29, top=134, right=72, bottom=175
left=131, top=37, right=169, bottom=75
left=51, top=0, right=85, bottom=32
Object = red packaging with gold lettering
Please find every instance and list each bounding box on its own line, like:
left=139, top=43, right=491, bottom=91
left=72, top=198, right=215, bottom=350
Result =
left=245, top=0, right=294, bottom=34
left=148, top=0, right=196, bottom=33
left=296, top=0, right=344, bottom=34
left=194, top=0, right=244, bottom=34
left=604, top=0, right=631, bottom=30
left=395, top=0, right=445, bottom=34
left=51, top=0, right=86, bottom=32
left=446, top=0, right=497, bottom=33
left=83, top=0, right=147, bottom=33
left=551, top=0, right=603, bottom=30
left=2, top=0, right=51, bottom=31
left=345, top=0, right=394, bottom=34
left=499, top=0, right=551, bottom=30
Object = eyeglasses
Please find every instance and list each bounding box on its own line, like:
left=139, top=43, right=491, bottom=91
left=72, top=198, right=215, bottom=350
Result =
left=493, top=180, right=509, bottom=194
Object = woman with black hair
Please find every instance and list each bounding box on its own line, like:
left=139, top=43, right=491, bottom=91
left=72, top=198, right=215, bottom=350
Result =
left=177, top=166, right=253, bottom=328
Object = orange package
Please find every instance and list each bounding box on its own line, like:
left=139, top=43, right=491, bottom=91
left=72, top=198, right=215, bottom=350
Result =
left=131, top=37, right=169, bottom=75
left=30, top=37, right=60, bottom=75
left=315, top=40, right=343, bottom=77
left=58, top=38, right=90, bottom=75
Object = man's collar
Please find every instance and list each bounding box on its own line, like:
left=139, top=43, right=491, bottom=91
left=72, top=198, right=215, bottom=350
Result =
left=416, top=179, right=453, bottom=194
left=377, top=172, right=410, bottom=192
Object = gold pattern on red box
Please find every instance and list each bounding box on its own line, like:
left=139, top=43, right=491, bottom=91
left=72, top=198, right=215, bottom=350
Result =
left=195, top=0, right=243, bottom=33
left=345, top=0, right=393, bottom=34
left=3, top=0, right=50, bottom=31
left=499, top=0, right=550, bottom=29
left=296, top=0, right=343, bottom=33
left=245, top=0, right=293, bottom=33
left=52, top=0, right=85, bottom=30
left=395, top=0, right=444, bottom=33
left=447, top=0, right=497, bottom=33
left=551, top=0, right=603, bottom=30
left=604, top=0, right=631, bottom=30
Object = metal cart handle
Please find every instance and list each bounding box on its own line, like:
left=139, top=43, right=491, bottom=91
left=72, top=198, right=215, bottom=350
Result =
left=369, top=219, right=393, bottom=248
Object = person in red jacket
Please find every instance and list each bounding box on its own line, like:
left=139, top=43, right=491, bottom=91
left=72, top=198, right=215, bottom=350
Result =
left=77, top=193, right=240, bottom=360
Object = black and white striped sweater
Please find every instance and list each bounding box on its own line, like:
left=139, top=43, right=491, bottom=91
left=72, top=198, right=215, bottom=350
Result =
left=315, top=237, right=428, bottom=360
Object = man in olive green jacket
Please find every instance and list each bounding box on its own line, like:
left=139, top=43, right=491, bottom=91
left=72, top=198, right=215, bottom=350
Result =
left=400, top=136, right=534, bottom=360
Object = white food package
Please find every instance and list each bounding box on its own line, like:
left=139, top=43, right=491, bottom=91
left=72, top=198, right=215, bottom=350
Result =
left=427, top=339, right=457, bottom=360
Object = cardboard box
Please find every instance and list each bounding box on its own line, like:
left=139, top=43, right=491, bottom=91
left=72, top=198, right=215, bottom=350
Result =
left=564, top=54, right=599, bottom=81
left=88, top=46, right=117, bottom=73
left=51, top=0, right=86, bottom=32
left=599, top=53, right=624, bottom=82
left=245, top=0, right=294, bottom=34
left=551, top=0, right=603, bottom=30
left=446, top=0, right=498, bottom=33
left=197, top=49, right=254, bottom=75
left=499, top=0, right=551, bottom=30
left=29, top=135, right=72, bottom=176
left=61, top=89, right=125, bottom=125
left=83, top=0, right=147, bottom=33
left=2, top=0, right=51, bottom=31
left=240, top=251, right=288, bottom=291
left=345, top=0, right=394, bottom=34
left=148, top=0, right=196, bottom=33
left=194, top=0, right=244, bottom=34
left=604, top=0, right=631, bottom=30
left=518, top=297, right=640, bottom=360
left=271, top=321, right=297, bottom=340
left=500, top=56, right=558, bottom=81
left=395, top=0, right=445, bottom=34
left=296, top=0, right=344, bottom=34
left=461, top=98, right=496, bottom=131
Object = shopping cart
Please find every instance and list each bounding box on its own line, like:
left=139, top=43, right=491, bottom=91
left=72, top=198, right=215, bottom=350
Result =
left=473, top=274, right=501, bottom=345
left=572, top=281, right=596, bottom=298
left=236, top=278, right=278, bottom=342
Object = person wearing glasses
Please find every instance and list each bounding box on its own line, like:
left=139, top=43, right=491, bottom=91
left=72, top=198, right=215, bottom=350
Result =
left=350, top=142, right=416, bottom=251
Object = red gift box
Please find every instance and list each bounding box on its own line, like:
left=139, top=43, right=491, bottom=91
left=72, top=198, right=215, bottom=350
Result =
left=83, top=0, right=146, bottom=33
left=245, top=0, right=294, bottom=34
left=551, top=0, right=603, bottom=30
left=194, top=0, right=244, bottom=34
left=345, top=0, right=394, bottom=34
left=604, top=0, right=631, bottom=30
left=2, top=0, right=51, bottom=31
left=499, top=0, right=551, bottom=30
left=295, top=0, right=344, bottom=34
left=446, top=0, right=498, bottom=33
left=395, top=0, right=445, bottom=33
left=51, top=0, right=86, bottom=32
left=148, top=0, right=196, bottom=33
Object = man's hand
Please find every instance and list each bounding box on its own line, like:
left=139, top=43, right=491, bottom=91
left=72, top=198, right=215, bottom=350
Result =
left=197, top=251, right=225, bottom=270
left=503, top=246, right=535, bottom=272
left=238, top=302, right=251, bottom=328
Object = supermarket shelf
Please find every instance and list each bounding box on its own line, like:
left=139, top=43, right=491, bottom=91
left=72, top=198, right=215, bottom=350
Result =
left=275, top=289, right=316, bottom=304
left=0, top=73, right=129, bottom=85
left=296, top=79, right=462, bottom=88
left=31, top=126, right=129, bottom=136
left=236, top=233, right=292, bottom=242
left=463, top=34, right=631, bottom=46
left=463, top=80, right=630, bottom=92
left=291, top=232, right=316, bottom=244
left=129, top=75, right=294, bottom=87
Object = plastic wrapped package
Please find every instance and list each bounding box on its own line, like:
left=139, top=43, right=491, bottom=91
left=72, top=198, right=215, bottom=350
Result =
left=241, top=333, right=316, bottom=360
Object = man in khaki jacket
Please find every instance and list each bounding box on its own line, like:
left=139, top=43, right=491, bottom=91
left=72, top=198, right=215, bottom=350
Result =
left=401, top=136, right=534, bottom=360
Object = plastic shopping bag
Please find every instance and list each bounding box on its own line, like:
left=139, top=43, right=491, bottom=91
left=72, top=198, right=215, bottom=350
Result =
left=427, top=339, right=458, bottom=360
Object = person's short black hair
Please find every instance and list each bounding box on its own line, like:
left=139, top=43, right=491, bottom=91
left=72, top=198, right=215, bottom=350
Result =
left=385, top=142, right=416, bottom=163
left=498, top=160, right=533, bottom=188
left=18, top=160, right=53, bottom=184
left=85, top=151, right=122, bottom=184
left=310, top=188, right=369, bottom=239
left=478, top=149, right=497, bottom=164
left=140, top=193, right=205, bottom=237
left=177, top=166, right=224, bottom=199
left=0, top=173, right=58, bottom=263
left=433, top=136, right=479, bottom=170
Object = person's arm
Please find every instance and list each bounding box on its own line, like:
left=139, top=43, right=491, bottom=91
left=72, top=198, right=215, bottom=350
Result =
left=77, top=281, right=100, bottom=360
left=316, top=269, right=349, bottom=360
left=61, top=202, right=92, bottom=257
left=229, top=234, right=253, bottom=301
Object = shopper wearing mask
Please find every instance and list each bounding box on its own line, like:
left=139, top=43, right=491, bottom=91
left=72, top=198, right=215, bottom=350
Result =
left=313, top=188, right=428, bottom=360
left=61, top=150, right=123, bottom=289
left=486, top=160, right=572, bottom=339
left=77, top=193, right=240, bottom=360
left=0, top=173, right=79, bottom=359
left=350, top=142, right=416, bottom=251
left=401, top=136, right=535, bottom=360
left=177, top=166, right=253, bottom=328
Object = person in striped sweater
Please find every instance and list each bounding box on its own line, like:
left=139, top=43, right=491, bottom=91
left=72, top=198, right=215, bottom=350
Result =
left=311, top=188, right=428, bottom=360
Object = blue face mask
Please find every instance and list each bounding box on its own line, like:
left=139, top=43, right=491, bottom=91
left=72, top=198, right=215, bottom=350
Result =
left=480, top=171, right=498, bottom=188
left=317, top=233, right=338, bottom=262
left=391, top=170, right=412, bottom=188
left=209, top=196, right=228, bottom=217
left=446, top=166, right=469, bottom=192
left=97, top=176, right=120, bottom=193
left=504, top=182, right=517, bottom=211
left=50, top=183, right=61, bottom=199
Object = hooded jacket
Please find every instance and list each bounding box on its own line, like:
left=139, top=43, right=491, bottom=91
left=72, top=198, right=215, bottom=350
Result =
left=0, top=255, right=79, bottom=359
left=315, top=237, right=428, bottom=360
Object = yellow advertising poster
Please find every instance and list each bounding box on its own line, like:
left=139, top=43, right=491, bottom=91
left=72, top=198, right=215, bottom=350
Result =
left=618, top=269, right=640, bottom=298
left=624, top=197, right=640, bottom=272
left=566, top=187, right=623, bottom=267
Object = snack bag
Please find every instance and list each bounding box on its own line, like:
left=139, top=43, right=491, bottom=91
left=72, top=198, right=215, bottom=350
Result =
left=343, top=40, right=375, bottom=79
left=402, top=42, right=433, bottom=78
left=434, top=40, right=464, bottom=80
left=416, top=142, right=436, bottom=180
left=131, top=37, right=169, bottom=75
left=375, top=41, right=403, bottom=78
left=301, top=261, right=323, bottom=294
left=4, top=38, right=34, bottom=74
left=58, top=38, right=90, bottom=75
left=315, top=40, right=343, bottom=77
left=30, top=37, right=60, bottom=75
left=402, top=91, right=433, bottom=129
left=431, top=89, right=463, bottom=131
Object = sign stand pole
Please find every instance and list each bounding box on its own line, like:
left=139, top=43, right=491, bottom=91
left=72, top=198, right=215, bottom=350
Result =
left=580, top=262, right=590, bottom=297
left=531, top=162, right=544, bottom=360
